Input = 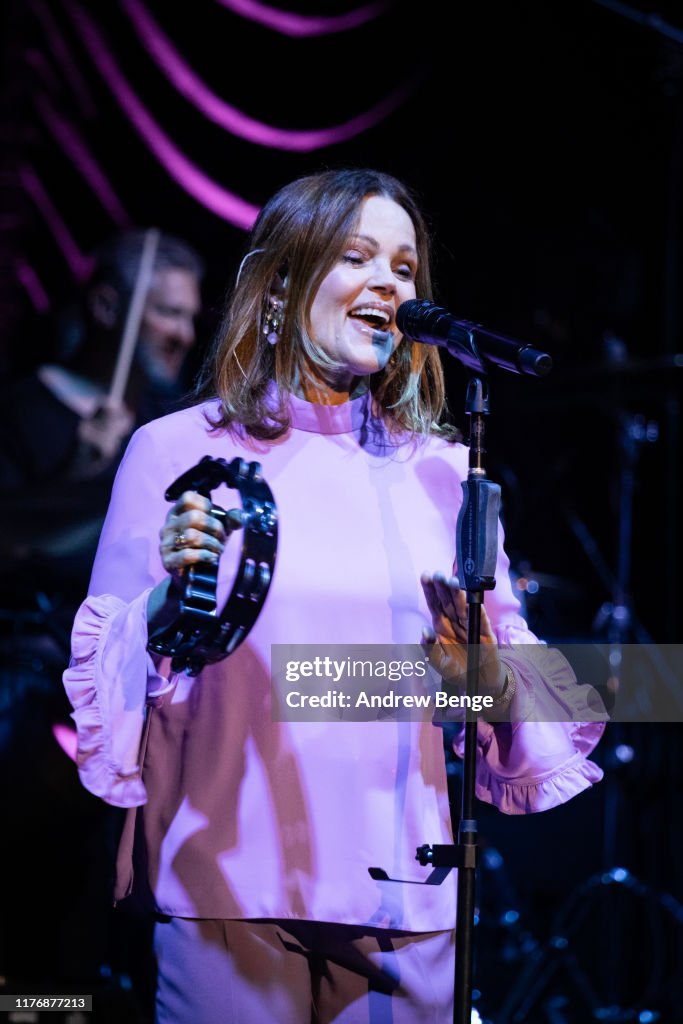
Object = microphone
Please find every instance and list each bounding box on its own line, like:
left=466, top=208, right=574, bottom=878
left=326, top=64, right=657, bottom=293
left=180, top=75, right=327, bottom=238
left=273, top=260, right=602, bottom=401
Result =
left=396, top=299, right=552, bottom=377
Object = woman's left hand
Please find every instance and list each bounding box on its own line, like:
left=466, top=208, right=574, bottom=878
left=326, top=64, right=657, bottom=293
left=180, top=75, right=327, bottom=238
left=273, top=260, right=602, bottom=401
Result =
left=420, top=571, right=506, bottom=699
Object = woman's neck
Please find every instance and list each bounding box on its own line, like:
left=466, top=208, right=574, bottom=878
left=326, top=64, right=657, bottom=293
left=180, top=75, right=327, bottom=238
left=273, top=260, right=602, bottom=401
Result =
left=298, top=370, right=368, bottom=407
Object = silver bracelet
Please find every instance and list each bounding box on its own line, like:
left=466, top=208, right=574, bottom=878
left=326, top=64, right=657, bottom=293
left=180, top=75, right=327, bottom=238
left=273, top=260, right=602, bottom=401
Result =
left=491, top=666, right=517, bottom=707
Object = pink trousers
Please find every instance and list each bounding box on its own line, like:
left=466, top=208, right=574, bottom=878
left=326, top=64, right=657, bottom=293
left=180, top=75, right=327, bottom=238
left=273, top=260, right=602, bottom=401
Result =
left=154, top=917, right=456, bottom=1023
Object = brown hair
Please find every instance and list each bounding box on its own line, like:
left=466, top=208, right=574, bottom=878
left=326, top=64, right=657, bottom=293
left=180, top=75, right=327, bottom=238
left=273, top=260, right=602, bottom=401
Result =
left=196, top=168, right=456, bottom=441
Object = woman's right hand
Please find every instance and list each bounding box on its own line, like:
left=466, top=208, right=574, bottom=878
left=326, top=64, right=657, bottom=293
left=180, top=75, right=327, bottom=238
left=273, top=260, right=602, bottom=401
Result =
left=159, top=490, right=244, bottom=581
left=148, top=490, right=246, bottom=637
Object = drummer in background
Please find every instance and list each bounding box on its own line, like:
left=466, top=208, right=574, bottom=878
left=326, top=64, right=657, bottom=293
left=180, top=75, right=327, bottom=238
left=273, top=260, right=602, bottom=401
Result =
left=0, top=229, right=205, bottom=592
left=0, top=228, right=204, bottom=492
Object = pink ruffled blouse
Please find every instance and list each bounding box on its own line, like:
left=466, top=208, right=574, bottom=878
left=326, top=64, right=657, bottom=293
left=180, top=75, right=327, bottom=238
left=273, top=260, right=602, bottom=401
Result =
left=63, top=393, right=606, bottom=931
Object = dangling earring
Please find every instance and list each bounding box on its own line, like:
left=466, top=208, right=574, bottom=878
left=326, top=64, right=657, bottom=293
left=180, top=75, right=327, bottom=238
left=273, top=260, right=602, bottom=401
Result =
left=263, top=295, right=283, bottom=345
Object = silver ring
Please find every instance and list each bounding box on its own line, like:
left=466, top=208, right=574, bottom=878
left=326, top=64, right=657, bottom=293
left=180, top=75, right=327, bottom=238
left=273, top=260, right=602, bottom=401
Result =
left=173, top=532, right=188, bottom=550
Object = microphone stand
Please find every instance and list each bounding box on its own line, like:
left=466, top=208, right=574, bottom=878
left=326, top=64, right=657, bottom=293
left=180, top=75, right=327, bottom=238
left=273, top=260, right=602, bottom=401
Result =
left=453, top=375, right=501, bottom=1024
left=415, top=374, right=500, bottom=1024
left=381, top=304, right=552, bottom=1021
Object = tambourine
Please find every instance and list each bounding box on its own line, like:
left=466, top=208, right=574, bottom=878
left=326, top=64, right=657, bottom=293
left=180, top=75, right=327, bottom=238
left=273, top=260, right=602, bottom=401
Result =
left=147, top=455, right=277, bottom=676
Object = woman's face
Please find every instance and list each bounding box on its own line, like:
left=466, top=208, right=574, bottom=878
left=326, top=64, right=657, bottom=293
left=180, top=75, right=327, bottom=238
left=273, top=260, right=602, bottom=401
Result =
left=308, top=194, right=418, bottom=390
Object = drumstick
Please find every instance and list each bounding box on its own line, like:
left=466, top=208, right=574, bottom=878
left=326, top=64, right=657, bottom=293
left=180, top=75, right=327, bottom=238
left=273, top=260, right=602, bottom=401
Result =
left=107, top=227, right=160, bottom=405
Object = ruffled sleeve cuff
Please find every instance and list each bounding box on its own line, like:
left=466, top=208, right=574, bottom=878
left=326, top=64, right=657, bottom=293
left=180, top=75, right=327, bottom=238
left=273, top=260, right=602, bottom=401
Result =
left=62, top=588, right=169, bottom=808
left=467, top=722, right=606, bottom=815
left=453, top=643, right=608, bottom=816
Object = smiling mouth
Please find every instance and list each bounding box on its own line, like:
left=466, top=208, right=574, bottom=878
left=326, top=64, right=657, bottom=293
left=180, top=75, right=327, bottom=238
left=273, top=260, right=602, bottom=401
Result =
left=348, top=306, right=393, bottom=330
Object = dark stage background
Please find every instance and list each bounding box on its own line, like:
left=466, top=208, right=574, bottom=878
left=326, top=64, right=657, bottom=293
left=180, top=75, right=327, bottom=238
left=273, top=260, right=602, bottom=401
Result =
left=1, top=1, right=682, bottom=1021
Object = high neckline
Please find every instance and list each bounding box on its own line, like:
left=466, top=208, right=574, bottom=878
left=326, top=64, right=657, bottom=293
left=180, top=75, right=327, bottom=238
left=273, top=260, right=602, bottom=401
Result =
left=288, top=391, right=372, bottom=435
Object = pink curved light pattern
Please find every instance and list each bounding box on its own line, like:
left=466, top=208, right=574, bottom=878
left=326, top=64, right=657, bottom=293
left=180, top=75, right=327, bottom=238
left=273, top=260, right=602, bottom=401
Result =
left=66, top=1, right=260, bottom=230
left=213, top=0, right=393, bottom=37
left=15, top=259, right=51, bottom=313
left=122, top=0, right=418, bottom=151
left=19, top=164, right=94, bottom=280
left=34, top=91, right=130, bottom=226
